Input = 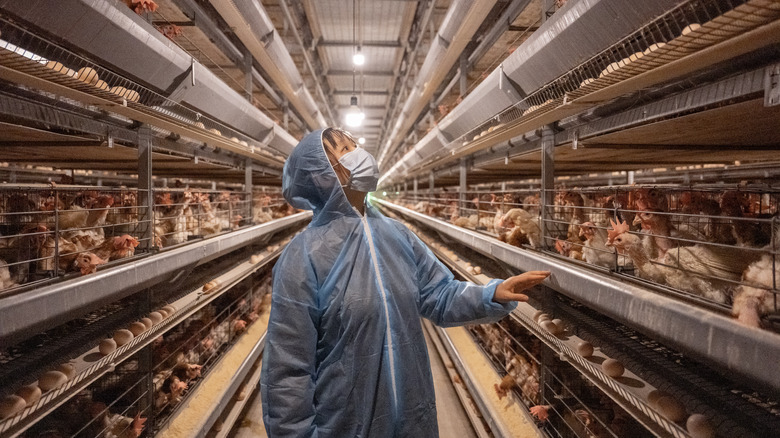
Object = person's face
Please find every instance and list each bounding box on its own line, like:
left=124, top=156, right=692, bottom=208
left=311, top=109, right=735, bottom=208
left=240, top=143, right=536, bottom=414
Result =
left=323, top=129, right=358, bottom=186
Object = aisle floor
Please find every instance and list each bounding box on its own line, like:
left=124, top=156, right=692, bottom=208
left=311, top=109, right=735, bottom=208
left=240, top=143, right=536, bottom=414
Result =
left=230, top=328, right=477, bottom=438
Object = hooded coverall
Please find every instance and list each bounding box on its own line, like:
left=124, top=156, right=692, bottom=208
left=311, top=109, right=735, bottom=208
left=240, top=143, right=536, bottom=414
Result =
left=261, top=129, right=516, bottom=437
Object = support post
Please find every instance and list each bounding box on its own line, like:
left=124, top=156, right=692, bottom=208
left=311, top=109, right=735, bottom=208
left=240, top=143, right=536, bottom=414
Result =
left=459, top=158, right=467, bottom=216
left=429, top=172, right=435, bottom=197
left=246, top=158, right=253, bottom=223
left=413, top=177, right=418, bottom=200
left=138, top=125, right=154, bottom=251
left=540, top=124, right=555, bottom=250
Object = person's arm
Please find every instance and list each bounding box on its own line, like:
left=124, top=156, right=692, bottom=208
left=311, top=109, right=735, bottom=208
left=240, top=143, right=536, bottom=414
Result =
left=261, top=245, right=319, bottom=438
left=403, top=226, right=548, bottom=327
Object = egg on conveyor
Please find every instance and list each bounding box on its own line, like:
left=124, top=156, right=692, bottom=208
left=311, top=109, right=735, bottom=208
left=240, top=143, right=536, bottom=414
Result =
left=140, top=317, right=154, bottom=329
left=162, top=305, right=176, bottom=315
left=601, top=358, right=624, bottom=378
left=643, top=42, right=667, bottom=55
left=95, top=80, right=110, bottom=91
left=148, top=311, right=164, bottom=324
left=251, top=254, right=263, bottom=264
left=99, top=338, right=117, bottom=356
left=681, top=23, right=701, bottom=36
left=208, top=128, right=222, bottom=136
left=113, top=328, right=134, bottom=347
left=576, top=341, right=594, bottom=357
left=16, top=384, right=42, bottom=407
left=38, top=370, right=68, bottom=391
left=541, top=320, right=561, bottom=336
left=686, top=414, right=715, bottom=438
left=56, top=363, right=76, bottom=381
left=128, top=321, right=147, bottom=336
left=656, top=395, right=687, bottom=422
left=0, top=395, right=26, bottom=419
left=76, top=67, right=100, bottom=85
left=157, top=308, right=169, bottom=318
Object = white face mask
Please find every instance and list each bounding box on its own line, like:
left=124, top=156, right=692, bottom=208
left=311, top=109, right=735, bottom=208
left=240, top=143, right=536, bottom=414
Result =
left=337, top=147, right=379, bottom=192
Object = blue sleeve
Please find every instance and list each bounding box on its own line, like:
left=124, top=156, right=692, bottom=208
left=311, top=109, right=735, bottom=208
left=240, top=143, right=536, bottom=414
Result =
left=401, top=225, right=516, bottom=327
left=261, top=241, right=319, bottom=438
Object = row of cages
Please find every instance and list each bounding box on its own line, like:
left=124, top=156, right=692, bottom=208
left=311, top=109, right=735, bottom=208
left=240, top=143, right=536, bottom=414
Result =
left=0, top=185, right=295, bottom=294
left=0, top=261, right=274, bottom=437
left=387, top=184, right=779, bottom=331
left=393, top=212, right=780, bottom=438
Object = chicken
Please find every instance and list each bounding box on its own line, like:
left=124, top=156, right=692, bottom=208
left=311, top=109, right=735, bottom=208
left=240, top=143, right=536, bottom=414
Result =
left=253, top=194, right=274, bottom=223
left=155, top=191, right=193, bottom=246
left=106, top=190, right=139, bottom=234
left=720, top=191, right=772, bottom=248
left=0, top=260, right=18, bottom=292
left=494, top=374, right=516, bottom=400
left=499, top=208, right=541, bottom=248
left=733, top=253, right=779, bottom=328
left=74, top=252, right=107, bottom=275
left=607, top=219, right=760, bottom=304
left=579, top=222, right=618, bottom=268
left=555, top=238, right=583, bottom=261
left=678, top=191, right=722, bottom=240
left=93, top=235, right=139, bottom=261
left=123, top=0, right=158, bottom=14
left=38, top=229, right=81, bottom=272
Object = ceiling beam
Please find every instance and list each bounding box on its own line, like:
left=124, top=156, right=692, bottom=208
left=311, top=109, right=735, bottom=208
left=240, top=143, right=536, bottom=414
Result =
left=327, top=70, right=395, bottom=77
left=318, top=40, right=402, bottom=48
left=332, top=90, right=390, bottom=96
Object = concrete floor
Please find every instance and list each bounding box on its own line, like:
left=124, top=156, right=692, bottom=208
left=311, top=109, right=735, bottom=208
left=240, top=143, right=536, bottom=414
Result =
left=230, top=332, right=477, bottom=438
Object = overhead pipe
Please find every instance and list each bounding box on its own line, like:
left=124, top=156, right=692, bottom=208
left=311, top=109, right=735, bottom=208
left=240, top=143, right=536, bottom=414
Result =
left=377, top=0, right=438, bottom=157
left=172, top=0, right=305, bottom=129
left=277, top=0, right=336, bottom=126
left=210, top=0, right=327, bottom=130
left=377, top=0, right=497, bottom=167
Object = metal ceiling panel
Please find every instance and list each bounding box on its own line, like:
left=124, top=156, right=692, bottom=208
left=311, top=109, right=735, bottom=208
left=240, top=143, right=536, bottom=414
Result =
left=328, top=75, right=393, bottom=93
left=333, top=93, right=388, bottom=107
left=323, top=46, right=399, bottom=72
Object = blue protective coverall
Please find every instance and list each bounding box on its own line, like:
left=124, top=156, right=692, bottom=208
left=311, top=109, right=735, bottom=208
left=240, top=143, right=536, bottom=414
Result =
left=261, top=129, right=517, bottom=437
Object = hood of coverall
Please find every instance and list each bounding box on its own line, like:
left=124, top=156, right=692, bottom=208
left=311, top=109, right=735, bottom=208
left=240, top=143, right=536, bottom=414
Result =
left=282, top=129, right=362, bottom=226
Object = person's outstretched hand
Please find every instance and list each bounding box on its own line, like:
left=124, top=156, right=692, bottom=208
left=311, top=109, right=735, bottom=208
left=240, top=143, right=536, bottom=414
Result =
left=493, top=271, right=550, bottom=303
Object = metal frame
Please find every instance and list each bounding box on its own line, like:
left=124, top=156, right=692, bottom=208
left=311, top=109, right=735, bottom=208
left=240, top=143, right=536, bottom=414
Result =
left=0, top=212, right=312, bottom=346
left=377, top=199, right=780, bottom=395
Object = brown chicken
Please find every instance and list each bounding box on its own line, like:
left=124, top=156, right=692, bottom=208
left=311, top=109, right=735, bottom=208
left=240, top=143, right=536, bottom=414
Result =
left=93, top=234, right=140, bottom=262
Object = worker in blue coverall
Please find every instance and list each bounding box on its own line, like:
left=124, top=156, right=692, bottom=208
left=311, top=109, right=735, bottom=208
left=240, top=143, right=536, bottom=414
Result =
left=261, top=127, right=550, bottom=437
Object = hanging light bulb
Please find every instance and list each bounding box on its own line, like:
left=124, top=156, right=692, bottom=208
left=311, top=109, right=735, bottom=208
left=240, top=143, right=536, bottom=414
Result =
left=353, top=46, right=365, bottom=66
left=345, top=95, right=365, bottom=127
left=358, top=137, right=366, bottom=145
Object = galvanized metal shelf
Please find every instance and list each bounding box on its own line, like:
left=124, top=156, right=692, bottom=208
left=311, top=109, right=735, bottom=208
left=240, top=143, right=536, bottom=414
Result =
left=0, top=212, right=311, bottom=346
left=376, top=199, right=780, bottom=395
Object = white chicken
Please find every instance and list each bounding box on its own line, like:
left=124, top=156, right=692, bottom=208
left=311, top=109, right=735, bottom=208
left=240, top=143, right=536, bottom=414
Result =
left=607, top=219, right=760, bottom=304
left=579, top=221, right=618, bottom=268
left=499, top=208, right=541, bottom=248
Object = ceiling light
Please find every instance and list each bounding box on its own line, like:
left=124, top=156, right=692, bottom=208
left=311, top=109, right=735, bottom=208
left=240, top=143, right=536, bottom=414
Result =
left=353, top=47, right=365, bottom=66
left=358, top=137, right=366, bottom=145
left=345, top=95, right=365, bottom=127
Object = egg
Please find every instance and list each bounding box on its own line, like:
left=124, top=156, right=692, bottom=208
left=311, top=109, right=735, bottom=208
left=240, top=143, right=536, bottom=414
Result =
left=551, top=319, right=564, bottom=332
left=94, top=80, right=110, bottom=91
left=579, top=78, right=595, bottom=87
left=195, top=121, right=206, bottom=129
left=128, top=321, right=147, bottom=336
left=628, top=51, right=644, bottom=62
left=686, top=414, right=715, bottom=438
left=76, top=67, right=100, bottom=85
left=38, top=370, right=68, bottom=391
left=536, top=313, right=551, bottom=324
left=681, top=23, right=701, bottom=36
left=99, top=338, right=117, bottom=356
left=251, top=254, right=263, bottom=264
left=56, top=363, right=76, bottom=381
left=576, top=341, right=594, bottom=357
left=113, top=329, right=134, bottom=347
left=15, top=385, right=41, bottom=407
left=643, top=42, right=667, bottom=55
left=532, top=310, right=545, bottom=322
left=140, top=317, right=154, bottom=329
left=472, top=134, right=480, bottom=141
left=601, top=359, right=624, bottom=378
left=473, top=266, right=482, bottom=275
left=0, top=395, right=26, bottom=419
left=240, top=140, right=249, bottom=147
left=45, top=60, right=66, bottom=73
left=208, top=128, right=222, bottom=136
left=162, top=305, right=176, bottom=315
left=656, top=396, right=687, bottom=422
left=230, top=137, right=240, bottom=143
left=541, top=320, right=561, bottom=335
left=149, top=311, right=164, bottom=324
left=157, top=308, right=169, bottom=318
